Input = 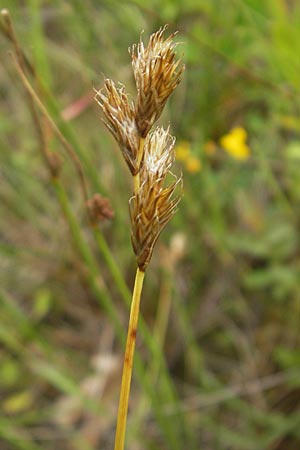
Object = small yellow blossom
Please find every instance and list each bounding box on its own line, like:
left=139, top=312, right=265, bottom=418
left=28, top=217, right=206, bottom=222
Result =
left=204, top=140, right=217, bottom=155
left=175, top=141, right=201, bottom=173
left=186, top=156, right=202, bottom=173
left=176, top=141, right=191, bottom=161
left=220, top=127, right=250, bottom=160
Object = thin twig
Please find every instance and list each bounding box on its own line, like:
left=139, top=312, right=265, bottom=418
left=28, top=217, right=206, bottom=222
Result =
left=1, top=9, right=35, bottom=78
left=163, top=369, right=300, bottom=415
left=1, top=9, right=51, bottom=170
left=11, top=51, right=90, bottom=210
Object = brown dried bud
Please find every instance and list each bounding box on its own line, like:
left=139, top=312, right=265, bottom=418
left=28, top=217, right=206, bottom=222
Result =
left=94, top=79, right=140, bottom=174
left=87, top=193, right=114, bottom=224
left=130, top=26, right=184, bottom=137
left=47, top=151, right=62, bottom=178
left=129, top=127, right=181, bottom=270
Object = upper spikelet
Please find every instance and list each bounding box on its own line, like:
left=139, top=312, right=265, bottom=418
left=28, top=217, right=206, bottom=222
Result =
left=130, top=25, right=184, bottom=137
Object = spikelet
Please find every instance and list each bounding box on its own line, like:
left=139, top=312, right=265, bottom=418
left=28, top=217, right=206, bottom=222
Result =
left=130, top=25, right=184, bottom=137
left=87, top=193, right=114, bottom=224
left=95, top=27, right=183, bottom=270
left=129, top=127, right=181, bottom=270
left=94, top=79, right=140, bottom=175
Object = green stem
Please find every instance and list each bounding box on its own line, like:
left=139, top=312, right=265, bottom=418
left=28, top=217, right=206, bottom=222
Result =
left=52, top=178, right=183, bottom=449
left=114, top=268, right=145, bottom=450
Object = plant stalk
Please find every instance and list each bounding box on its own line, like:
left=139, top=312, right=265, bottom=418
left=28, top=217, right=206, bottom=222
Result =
left=114, top=267, right=145, bottom=450
left=133, top=138, right=145, bottom=193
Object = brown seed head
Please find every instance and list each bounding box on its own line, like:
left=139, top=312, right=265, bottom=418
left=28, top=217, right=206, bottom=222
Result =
left=130, top=25, right=184, bottom=137
left=94, top=79, right=140, bottom=174
left=129, top=127, right=182, bottom=270
left=87, top=193, right=114, bottom=225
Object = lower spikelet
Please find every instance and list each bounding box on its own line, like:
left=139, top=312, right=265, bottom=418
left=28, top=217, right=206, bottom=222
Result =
left=129, top=127, right=181, bottom=270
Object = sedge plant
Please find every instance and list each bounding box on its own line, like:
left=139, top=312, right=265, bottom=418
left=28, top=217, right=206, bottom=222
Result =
left=2, top=10, right=186, bottom=446
left=94, top=26, right=184, bottom=450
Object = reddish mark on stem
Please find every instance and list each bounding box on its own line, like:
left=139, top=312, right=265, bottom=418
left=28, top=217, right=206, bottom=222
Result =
left=124, top=328, right=137, bottom=368
left=130, top=328, right=137, bottom=339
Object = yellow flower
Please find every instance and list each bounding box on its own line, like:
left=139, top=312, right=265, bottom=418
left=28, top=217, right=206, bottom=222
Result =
left=175, top=141, right=201, bottom=173
left=176, top=141, right=191, bottom=161
left=185, top=156, right=202, bottom=173
left=220, top=127, right=250, bottom=160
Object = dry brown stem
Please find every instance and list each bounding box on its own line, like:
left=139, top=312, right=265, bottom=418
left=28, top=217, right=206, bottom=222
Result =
left=0, top=9, right=54, bottom=174
left=11, top=52, right=90, bottom=209
left=1, top=9, right=35, bottom=78
left=2, top=10, right=94, bottom=222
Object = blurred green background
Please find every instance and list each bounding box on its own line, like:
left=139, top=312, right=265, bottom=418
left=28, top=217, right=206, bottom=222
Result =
left=1, top=1, right=300, bottom=449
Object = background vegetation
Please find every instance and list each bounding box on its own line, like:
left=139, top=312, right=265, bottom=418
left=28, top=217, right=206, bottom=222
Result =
left=1, top=1, right=300, bottom=449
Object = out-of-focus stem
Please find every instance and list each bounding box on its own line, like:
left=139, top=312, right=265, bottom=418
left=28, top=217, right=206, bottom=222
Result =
left=11, top=52, right=89, bottom=208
